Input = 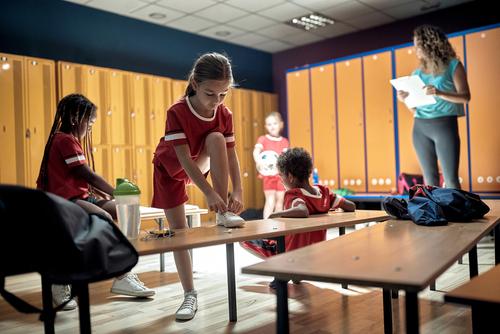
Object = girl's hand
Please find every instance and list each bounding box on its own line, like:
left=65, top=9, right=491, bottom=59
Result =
left=423, top=85, right=440, bottom=96
left=397, top=90, right=409, bottom=102
left=228, top=189, right=243, bottom=214
left=206, top=190, right=227, bottom=213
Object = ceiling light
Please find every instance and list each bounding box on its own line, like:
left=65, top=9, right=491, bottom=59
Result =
left=421, top=2, right=441, bottom=11
left=149, top=12, right=166, bottom=20
left=215, top=31, right=231, bottom=37
left=288, top=12, right=334, bottom=31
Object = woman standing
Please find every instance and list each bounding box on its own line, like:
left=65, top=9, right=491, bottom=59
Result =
left=398, top=25, right=471, bottom=189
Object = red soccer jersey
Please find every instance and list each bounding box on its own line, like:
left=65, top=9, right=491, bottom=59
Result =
left=37, top=132, right=89, bottom=200
left=283, top=184, right=345, bottom=252
left=255, top=135, right=289, bottom=155
left=153, top=97, right=235, bottom=178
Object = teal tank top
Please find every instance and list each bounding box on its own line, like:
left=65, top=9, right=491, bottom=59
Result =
left=412, top=58, right=465, bottom=119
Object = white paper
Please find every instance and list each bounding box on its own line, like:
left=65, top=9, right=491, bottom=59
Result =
left=390, top=75, right=437, bottom=108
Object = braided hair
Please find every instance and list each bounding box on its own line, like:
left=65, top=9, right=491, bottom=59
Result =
left=37, top=94, right=97, bottom=190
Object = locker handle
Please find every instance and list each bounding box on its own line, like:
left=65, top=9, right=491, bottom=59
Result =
left=107, top=109, right=112, bottom=116
left=25, top=128, right=31, bottom=138
left=131, top=111, right=136, bottom=118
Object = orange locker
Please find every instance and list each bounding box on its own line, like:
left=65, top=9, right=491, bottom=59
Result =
left=336, top=59, right=366, bottom=192
left=91, top=145, right=111, bottom=184
left=171, top=80, right=187, bottom=102
left=251, top=91, right=265, bottom=208
left=286, top=69, right=312, bottom=153
left=150, top=76, right=171, bottom=147
left=24, top=57, right=56, bottom=188
left=363, top=52, right=396, bottom=192
left=448, top=36, right=470, bottom=190
left=133, top=147, right=153, bottom=205
left=0, top=53, right=25, bottom=185
left=310, top=64, right=339, bottom=189
left=395, top=46, right=420, bottom=175
left=128, top=74, right=150, bottom=146
left=110, top=146, right=133, bottom=186
left=107, top=69, right=129, bottom=146
left=57, top=62, right=84, bottom=99
left=83, top=66, right=107, bottom=145
left=466, top=27, right=500, bottom=192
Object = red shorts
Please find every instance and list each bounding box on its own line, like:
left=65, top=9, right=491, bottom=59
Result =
left=262, top=175, right=285, bottom=191
left=152, top=160, right=189, bottom=210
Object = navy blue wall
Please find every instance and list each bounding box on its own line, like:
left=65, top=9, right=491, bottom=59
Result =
left=0, top=0, right=273, bottom=92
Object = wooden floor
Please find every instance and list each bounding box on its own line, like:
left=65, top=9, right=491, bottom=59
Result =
left=0, top=223, right=495, bottom=334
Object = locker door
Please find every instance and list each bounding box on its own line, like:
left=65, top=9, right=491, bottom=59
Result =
left=336, top=59, right=366, bottom=192
left=310, top=64, right=338, bottom=189
left=240, top=89, right=258, bottom=208
left=0, top=53, right=24, bottom=185
left=448, top=36, right=470, bottom=190
left=92, top=145, right=111, bottom=184
left=129, top=74, right=150, bottom=146
left=363, top=52, right=396, bottom=192
left=466, top=28, right=500, bottom=192
left=24, top=57, right=56, bottom=188
left=251, top=91, right=265, bottom=208
left=111, top=146, right=133, bottom=184
left=150, top=77, right=171, bottom=146
left=171, top=80, right=187, bottom=102
left=84, top=66, right=107, bottom=145
left=58, top=62, right=85, bottom=98
left=286, top=69, right=312, bottom=153
left=133, top=147, right=153, bottom=205
left=108, top=70, right=129, bottom=146
left=395, top=46, right=420, bottom=174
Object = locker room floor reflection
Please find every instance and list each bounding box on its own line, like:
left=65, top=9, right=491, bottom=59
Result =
left=0, top=225, right=494, bottom=334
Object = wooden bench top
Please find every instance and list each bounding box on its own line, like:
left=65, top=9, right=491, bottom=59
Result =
left=242, top=215, right=500, bottom=292
left=130, top=210, right=390, bottom=256
left=445, top=264, right=500, bottom=307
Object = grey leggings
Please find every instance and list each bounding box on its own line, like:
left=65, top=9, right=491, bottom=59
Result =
left=412, top=116, right=461, bottom=189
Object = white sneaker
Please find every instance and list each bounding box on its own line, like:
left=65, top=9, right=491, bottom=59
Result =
left=52, top=284, right=77, bottom=310
left=175, top=291, right=198, bottom=320
left=216, top=212, right=245, bottom=228
left=110, top=273, right=155, bottom=297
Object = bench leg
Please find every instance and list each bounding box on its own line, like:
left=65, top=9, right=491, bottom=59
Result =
left=276, top=279, right=289, bottom=334
left=391, top=289, right=399, bottom=299
left=338, top=227, right=348, bottom=289
left=383, top=289, right=393, bottom=334
left=405, top=291, right=419, bottom=334
left=495, top=224, right=499, bottom=265
left=458, top=256, right=463, bottom=265
left=429, top=281, right=436, bottom=291
left=187, top=215, right=193, bottom=265
left=276, top=236, right=286, bottom=254
left=75, top=283, right=91, bottom=334
left=157, top=218, right=165, bottom=272
left=226, top=243, right=237, bottom=322
left=469, top=246, right=478, bottom=279
left=41, top=276, right=55, bottom=334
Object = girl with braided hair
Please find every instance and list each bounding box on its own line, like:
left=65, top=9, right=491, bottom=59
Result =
left=37, top=94, right=154, bottom=310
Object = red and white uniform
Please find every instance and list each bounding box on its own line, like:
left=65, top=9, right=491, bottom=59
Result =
left=152, top=97, right=235, bottom=209
left=37, top=132, right=89, bottom=200
left=241, top=184, right=345, bottom=257
left=255, top=135, right=289, bottom=191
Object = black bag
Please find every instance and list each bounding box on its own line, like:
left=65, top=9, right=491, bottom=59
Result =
left=0, top=185, right=138, bottom=314
left=382, top=197, right=411, bottom=220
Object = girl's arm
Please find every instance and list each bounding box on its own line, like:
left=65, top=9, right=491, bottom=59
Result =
left=174, top=144, right=227, bottom=213
left=397, top=90, right=416, bottom=113
left=253, top=145, right=262, bottom=163
left=339, top=199, right=356, bottom=212
left=424, top=62, right=471, bottom=104
left=72, top=164, right=114, bottom=196
left=227, top=147, right=243, bottom=213
left=269, top=202, right=309, bottom=218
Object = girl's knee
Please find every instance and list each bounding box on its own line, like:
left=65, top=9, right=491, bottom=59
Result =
left=205, top=132, right=225, bottom=145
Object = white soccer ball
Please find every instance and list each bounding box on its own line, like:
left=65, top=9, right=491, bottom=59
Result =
left=257, top=150, right=279, bottom=176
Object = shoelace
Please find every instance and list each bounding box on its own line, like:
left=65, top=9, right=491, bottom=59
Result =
left=128, top=273, right=146, bottom=288
left=179, top=295, right=196, bottom=311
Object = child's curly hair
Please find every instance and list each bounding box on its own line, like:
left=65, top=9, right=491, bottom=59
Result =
left=277, top=147, right=312, bottom=182
left=414, top=25, right=457, bottom=75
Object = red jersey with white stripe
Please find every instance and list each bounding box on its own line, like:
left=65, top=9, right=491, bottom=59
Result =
left=255, top=135, right=289, bottom=155
left=37, top=132, right=89, bottom=200
left=153, top=97, right=235, bottom=178
left=283, top=184, right=345, bottom=252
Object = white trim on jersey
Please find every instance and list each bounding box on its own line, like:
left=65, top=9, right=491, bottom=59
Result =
left=186, top=96, right=217, bottom=122
left=332, top=195, right=344, bottom=209
left=299, top=186, right=322, bottom=199
left=225, top=135, right=235, bottom=143
left=255, top=143, right=264, bottom=149
left=165, top=133, right=187, bottom=141
left=65, top=155, right=86, bottom=165
left=265, top=134, right=283, bottom=141
left=291, top=198, right=306, bottom=208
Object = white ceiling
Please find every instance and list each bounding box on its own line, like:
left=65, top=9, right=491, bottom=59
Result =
left=64, top=0, right=472, bottom=53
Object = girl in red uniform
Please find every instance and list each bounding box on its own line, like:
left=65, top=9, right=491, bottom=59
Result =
left=37, top=94, right=154, bottom=310
left=254, top=112, right=289, bottom=218
left=152, top=53, right=245, bottom=320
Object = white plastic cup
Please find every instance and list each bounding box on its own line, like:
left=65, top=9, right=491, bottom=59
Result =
left=115, top=194, right=141, bottom=239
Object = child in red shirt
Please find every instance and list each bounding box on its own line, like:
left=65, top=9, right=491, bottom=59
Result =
left=152, top=53, right=245, bottom=320
left=37, top=94, right=154, bottom=310
left=241, top=148, right=355, bottom=287
left=254, top=112, right=289, bottom=218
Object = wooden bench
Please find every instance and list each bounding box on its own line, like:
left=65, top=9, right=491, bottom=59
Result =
left=444, top=264, right=500, bottom=333
left=242, top=215, right=500, bottom=334
left=130, top=210, right=390, bottom=322
left=139, top=205, right=208, bottom=272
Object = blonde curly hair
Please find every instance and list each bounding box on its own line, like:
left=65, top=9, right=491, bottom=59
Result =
left=413, top=25, right=457, bottom=75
